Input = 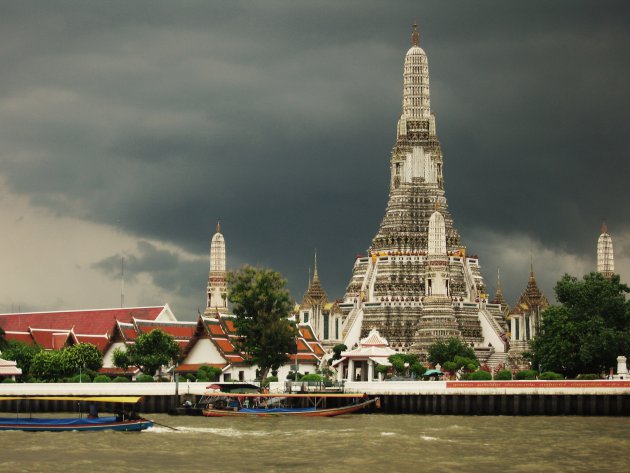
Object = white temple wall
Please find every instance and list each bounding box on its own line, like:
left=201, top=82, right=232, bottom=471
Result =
left=183, top=338, right=226, bottom=365
left=157, top=304, right=177, bottom=322
left=102, top=341, right=126, bottom=368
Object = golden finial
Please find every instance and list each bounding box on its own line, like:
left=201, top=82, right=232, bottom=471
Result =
left=216, top=220, right=221, bottom=234
left=411, top=21, right=419, bottom=46
left=313, top=249, right=319, bottom=281
left=601, top=220, right=608, bottom=234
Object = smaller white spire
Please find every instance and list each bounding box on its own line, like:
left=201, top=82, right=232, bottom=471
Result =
left=597, top=221, right=614, bottom=278
left=207, top=221, right=228, bottom=314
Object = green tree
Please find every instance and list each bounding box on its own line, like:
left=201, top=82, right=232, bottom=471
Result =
left=112, top=348, right=130, bottom=370
left=530, top=273, right=630, bottom=377
left=428, top=338, right=477, bottom=366
left=332, top=344, right=347, bottom=361
left=388, top=353, right=426, bottom=377
left=0, top=327, right=8, bottom=351
left=63, top=343, right=103, bottom=374
left=112, top=329, right=181, bottom=376
left=197, top=365, right=222, bottom=381
left=30, top=350, right=65, bottom=381
left=228, top=266, right=297, bottom=381
left=0, top=340, right=42, bottom=374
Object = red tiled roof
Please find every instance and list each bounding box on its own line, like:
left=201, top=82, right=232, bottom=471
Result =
left=206, top=322, right=225, bottom=336
left=175, top=363, right=227, bottom=372
left=294, top=353, right=319, bottom=363
left=29, top=329, right=73, bottom=350
left=296, top=338, right=311, bottom=352
left=75, top=334, right=110, bottom=351
left=222, top=318, right=237, bottom=334
left=224, top=354, right=245, bottom=363
left=0, top=306, right=165, bottom=335
left=308, top=342, right=325, bottom=357
left=134, top=319, right=196, bottom=339
left=3, top=331, right=34, bottom=345
left=299, top=325, right=316, bottom=341
left=194, top=315, right=322, bottom=369
left=215, top=338, right=237, bottom=354
left=53, top=333, right=72, bottom=349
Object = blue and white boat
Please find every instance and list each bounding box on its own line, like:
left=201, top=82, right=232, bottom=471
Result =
left=0, top=396, right=153, bottom=432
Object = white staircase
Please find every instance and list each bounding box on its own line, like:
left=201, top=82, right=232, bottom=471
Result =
left=486, top=351, right=508, bottom=369
left=463, top=261, right=478, bottom=300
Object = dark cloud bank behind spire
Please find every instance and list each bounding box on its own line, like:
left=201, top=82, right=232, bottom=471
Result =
left=0, top=1, right=628, bottom=319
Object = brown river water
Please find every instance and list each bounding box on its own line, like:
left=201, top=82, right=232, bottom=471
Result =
left=1, top=414, right=629, bottom=473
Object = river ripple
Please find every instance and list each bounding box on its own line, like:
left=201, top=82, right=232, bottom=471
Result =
left=1, top=414, right=629, bottom=473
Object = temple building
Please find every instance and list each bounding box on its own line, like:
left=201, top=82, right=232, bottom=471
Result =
left=597, top=222, right=614, bottom=279
left=205, top=222, right=228, bottom=315
left=296, top=253, right=345, bottom=348
left=339, top=24, right=508, bottom=365
left=507, top=264, right=549, bottom=368
left=332, top=329, right=396, bottom=382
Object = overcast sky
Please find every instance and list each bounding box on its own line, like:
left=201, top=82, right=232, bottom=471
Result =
left=1, top=1, right=628, bottom=320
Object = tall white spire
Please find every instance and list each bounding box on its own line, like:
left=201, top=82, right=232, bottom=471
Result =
left=402, top=21, right=431, bottom=121
left=206, top=221, right=228, bottom=315
left=597, top=221, right=614, bottom=279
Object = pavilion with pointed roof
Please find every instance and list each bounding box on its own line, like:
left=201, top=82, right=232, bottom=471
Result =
left=297, top=251, right=345, bottom=348
left=332, top=328, right=396, bottom=382
left=508, top=263, right=549, bottom=368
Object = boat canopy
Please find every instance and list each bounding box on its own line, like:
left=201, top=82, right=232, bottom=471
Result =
left=0, top=396, right=144, bottom=403
left=202, top=392, right=367, bottom=399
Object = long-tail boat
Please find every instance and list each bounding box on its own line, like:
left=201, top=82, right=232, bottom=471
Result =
left=0, top=396, right=153, bottom=432
left=201, top=393, right=379, bottom=417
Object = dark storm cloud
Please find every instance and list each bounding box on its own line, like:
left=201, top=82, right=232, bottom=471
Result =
left=1, top=0, right=629, bottom=311
left=92, top=240, right=206, bottom=304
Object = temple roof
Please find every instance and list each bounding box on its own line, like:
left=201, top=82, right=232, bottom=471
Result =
left=0, top=306, right=172, bottom=351
left=0, top=306, right=167, bottom=335
left=360, top=328, right=389, bottom=347
left=301, top=251, right=328, bottom=307
left=511, top=267, right=549, bottom=315
left=333, top=330, right=396, bottom=366
left=0, top=358, right=22, bottom=376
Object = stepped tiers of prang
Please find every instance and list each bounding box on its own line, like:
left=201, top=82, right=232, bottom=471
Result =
left=340, top=25, right=508, bottom=363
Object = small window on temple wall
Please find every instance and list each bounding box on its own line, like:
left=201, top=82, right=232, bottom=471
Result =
left=239, top=371, right=244, bottom=381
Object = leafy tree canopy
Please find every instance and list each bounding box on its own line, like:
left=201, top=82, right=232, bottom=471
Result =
left=64, top=343, right=102, bottom=373
left=197, top=365, right=222, bottom=381
left=27, top=343, right=103, bottom=381
left=30, top=350, right=66, bottom=381
left=531, top=273, right=630, bottom=377
left=332, top=344, right=347, bottom=361
left=0, top=340, right=42, bottom=374
left=0, top=327, right=7, bottom=351
left=228, top=266, right=297, bottom=380
left=428, top=337, right=477, bottom=366
left=388, top=353, right=426, bottom=377
left=113, top=329, right=181, bottom=376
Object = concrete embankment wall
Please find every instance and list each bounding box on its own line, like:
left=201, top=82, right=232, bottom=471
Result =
left=2, top=381, right=630, bottom=415
left=377, top=394, right=630, bottom=415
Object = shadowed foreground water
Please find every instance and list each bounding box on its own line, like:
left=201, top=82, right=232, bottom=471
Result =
left=1, top=414, right=629, bottom=473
